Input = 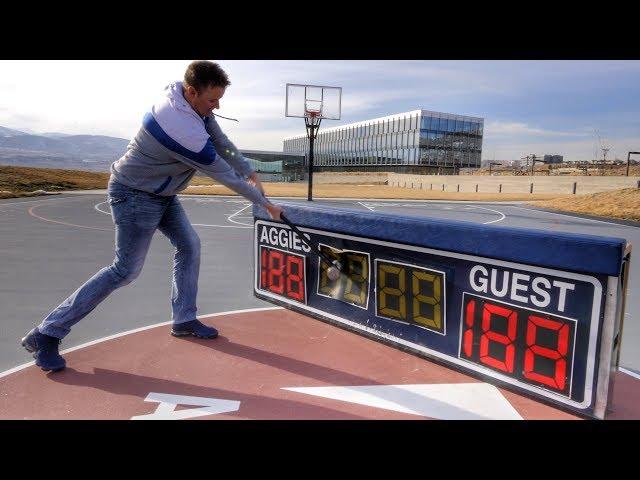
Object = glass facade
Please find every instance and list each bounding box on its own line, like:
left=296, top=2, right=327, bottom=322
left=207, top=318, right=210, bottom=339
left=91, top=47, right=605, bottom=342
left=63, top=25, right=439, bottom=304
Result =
left=282, top=109, right=483, bottom=174
left=240, top=150, right=306, bottom=181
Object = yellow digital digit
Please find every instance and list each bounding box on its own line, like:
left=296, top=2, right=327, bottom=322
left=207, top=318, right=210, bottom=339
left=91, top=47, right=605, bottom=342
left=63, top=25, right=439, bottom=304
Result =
left=343, top=253, right=368, bottom=306
left=412, top=270, right=442, bottom=331
left=378, top=263, right=406, bottom=320
left=319, top=246, right=342, bottom=296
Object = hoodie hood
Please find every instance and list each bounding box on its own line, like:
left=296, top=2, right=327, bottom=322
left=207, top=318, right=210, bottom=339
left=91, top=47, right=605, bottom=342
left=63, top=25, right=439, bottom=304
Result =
left=164, top=81, right=197, bottom=116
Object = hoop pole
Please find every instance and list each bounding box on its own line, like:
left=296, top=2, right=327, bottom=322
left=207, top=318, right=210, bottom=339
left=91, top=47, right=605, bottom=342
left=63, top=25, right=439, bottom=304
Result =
left=305, top=116, right=321, bottom=201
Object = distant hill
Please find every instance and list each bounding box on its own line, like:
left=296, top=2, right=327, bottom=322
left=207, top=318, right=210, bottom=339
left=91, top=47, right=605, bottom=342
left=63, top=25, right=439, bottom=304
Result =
left=0, top=126, right=129, bottom=172
left=0, top=126, right=28, bottom=137
left=40, top=132, right=74, bottom=138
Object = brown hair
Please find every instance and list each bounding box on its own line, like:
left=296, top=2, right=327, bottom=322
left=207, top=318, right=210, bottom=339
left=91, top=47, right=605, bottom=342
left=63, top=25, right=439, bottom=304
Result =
left=184, top=61, right=231, bottom=92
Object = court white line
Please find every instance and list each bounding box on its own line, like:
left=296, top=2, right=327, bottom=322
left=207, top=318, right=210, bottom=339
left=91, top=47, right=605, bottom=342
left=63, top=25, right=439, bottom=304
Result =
left=0, top=306, right=284, bottom=380
left=95, top=201, right=111, bottom=215
left=357, top=201, right=376, bottom=212
left=0, top=196, right=86, bottom=208
left=94, top=201, right=253, bottom=229
left=466, top=205, right=506, bottom=224
left=620, top=367, right=640, bottom=381
left=192, top=223, right=251, bottom=229
left=175, top=194, right=530, bottom=204
left=355, top=201, right=506, bottom=225
left=507, top=205, right=639, bottom=228
left=29, top=204, right=112, bottom=232
left=227, top=203, right=253, bottom=226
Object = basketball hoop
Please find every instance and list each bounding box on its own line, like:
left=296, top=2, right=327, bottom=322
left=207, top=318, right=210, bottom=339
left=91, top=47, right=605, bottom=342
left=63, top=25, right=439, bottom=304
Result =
left=285, top=83, right=342, bottom=201
left=304, top=109, right=322, bottom=128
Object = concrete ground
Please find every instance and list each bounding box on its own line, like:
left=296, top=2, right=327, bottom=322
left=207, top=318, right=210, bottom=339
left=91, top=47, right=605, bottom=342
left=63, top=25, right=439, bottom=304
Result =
left=0, top=193, right=638, bottom=378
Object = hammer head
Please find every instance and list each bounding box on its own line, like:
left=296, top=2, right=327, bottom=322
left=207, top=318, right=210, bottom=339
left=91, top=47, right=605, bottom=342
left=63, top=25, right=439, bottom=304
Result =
left=327, top=260, right=342, bottom=281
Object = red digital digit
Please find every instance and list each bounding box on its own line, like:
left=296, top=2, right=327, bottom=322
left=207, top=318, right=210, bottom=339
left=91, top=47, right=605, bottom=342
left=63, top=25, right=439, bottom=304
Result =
left=286, top=255, right=305, bottom=301
left=479, top=303, right=517, bottom=373
left=463, top=299, right=475, bottom=358
left=459, top=293, right=575, bottom=398
left=268, top=250, right=285, bottom=294
left=261, top=247, right=268, bottom=289
left=523, top=315, right=570, bottom=391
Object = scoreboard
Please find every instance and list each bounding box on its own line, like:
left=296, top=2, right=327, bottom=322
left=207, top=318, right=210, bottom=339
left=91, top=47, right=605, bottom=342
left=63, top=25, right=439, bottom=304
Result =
left=253, top=203, right=631, bottom=419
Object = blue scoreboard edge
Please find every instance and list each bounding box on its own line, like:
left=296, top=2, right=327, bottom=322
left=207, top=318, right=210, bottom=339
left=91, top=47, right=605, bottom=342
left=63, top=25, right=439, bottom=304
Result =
left=253, top=202, right=630, bottom=419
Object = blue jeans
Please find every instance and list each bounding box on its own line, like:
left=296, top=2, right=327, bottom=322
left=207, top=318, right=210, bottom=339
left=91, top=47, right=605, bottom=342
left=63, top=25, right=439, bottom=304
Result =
left=38, top=179, right=201, bottom=339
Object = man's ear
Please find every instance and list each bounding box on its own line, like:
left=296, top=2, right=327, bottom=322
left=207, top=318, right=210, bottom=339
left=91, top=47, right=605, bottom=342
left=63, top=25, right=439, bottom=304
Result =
left=185, top=84, right=197, bottom=98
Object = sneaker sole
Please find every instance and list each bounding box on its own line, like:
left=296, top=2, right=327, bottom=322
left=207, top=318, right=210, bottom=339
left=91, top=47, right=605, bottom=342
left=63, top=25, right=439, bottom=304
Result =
left=39, top=365, right=66, bottom=372
left=22, top=339, right=65, bottom=372
left=170, top=330, right=218, bottom=339
left=31, top=354, right=66, bottom=372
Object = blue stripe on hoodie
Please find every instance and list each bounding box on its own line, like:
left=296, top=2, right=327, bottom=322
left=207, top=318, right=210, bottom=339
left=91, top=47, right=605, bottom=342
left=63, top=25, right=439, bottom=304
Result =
left=143, top=112, right=217, bottom=165
left=153, top=176, right=173, bottom=194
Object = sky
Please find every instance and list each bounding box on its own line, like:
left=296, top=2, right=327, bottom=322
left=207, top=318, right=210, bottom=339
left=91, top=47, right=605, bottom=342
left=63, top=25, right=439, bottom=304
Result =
left=0, top=60, right=638, bottom=161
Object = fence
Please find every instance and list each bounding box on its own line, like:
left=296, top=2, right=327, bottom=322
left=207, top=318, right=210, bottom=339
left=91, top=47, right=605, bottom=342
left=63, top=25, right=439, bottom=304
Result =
left=387, top=174, right=640, bottom=195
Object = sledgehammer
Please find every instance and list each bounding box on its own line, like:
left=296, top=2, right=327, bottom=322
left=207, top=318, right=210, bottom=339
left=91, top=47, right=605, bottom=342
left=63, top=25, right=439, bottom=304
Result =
left=261, top=193, right=347, bottom=280
left=279, top=212, right=345, bottom=281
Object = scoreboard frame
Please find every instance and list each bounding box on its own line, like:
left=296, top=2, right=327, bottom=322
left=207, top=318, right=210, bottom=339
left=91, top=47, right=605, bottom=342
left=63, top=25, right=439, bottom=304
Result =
left=253, top=205, right=631, bottom=419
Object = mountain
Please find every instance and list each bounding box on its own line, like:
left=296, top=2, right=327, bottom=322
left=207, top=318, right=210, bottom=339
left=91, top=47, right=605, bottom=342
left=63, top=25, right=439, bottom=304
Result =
left=0, top=126, right=129, bottom=172
left=0, top=126, right=29, bottom=137
left=40, top=132, right=74, bottom=138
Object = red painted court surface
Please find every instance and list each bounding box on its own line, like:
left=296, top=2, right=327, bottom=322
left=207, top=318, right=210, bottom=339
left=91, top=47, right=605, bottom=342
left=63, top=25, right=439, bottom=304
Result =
left=1, top=308, right=638, bottom=420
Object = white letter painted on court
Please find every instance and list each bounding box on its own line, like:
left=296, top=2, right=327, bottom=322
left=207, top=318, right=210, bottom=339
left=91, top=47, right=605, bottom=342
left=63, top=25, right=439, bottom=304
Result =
left=131, top=392, right=240, bottom=420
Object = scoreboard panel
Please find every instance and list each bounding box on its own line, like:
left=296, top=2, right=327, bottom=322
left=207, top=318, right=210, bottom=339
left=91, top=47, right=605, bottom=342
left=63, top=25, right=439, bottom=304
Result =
left=253, top=204, right=631, bottom=419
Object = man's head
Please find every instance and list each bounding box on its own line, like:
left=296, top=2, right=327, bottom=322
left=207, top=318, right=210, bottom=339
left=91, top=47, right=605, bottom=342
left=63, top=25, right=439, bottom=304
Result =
left=182, top=61, right=231, bottom=117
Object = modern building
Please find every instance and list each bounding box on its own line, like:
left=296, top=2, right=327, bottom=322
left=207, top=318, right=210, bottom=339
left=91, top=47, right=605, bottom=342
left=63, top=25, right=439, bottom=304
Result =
left=283, top=109, right=484, bottom=175
left=240, top=149, right=306, bottom=181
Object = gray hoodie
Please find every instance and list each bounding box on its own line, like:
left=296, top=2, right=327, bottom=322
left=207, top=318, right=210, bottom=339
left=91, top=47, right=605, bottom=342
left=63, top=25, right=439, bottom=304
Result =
left=110, top=81, right=267, bottom=206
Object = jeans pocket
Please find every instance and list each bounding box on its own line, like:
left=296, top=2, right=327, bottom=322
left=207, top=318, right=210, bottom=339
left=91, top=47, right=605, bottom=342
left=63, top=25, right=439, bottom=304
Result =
left=108, top=195, right=133, bottom=224
left=108, top=196, right=127, bottom=206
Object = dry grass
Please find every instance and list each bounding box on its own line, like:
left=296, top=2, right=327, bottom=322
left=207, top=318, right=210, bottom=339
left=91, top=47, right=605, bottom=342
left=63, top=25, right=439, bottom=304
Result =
left=0, top=165, right=109, bottom=199
left=529, top=188, right=640, bottom=222
left=470, top=164, right=640, bottom=176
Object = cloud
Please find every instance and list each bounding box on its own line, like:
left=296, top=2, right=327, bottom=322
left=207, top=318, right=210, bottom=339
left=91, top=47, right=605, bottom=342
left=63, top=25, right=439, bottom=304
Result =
left=485, top=121, right=591, bottom=138
left=1, top=60, right=639, bottom=162
left=482, top=136, right=640, bottom=161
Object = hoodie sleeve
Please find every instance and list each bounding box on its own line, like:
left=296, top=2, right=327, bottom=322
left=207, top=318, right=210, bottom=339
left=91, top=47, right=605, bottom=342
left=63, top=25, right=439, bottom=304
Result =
left=142, top=112, right=268, bottom=206
left=197, top=151, right=266, bottom=206
left=204, top=116, right=255, bottom=178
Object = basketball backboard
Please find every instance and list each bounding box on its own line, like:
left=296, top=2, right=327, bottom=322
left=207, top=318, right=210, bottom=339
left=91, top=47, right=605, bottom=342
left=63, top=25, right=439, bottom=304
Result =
left=285, top=84, right=342, bottom=120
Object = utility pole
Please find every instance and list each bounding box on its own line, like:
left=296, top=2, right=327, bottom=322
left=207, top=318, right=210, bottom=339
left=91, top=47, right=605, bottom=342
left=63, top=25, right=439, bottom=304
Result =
left=522, top=154, right=543, bottom=176
left=594, top=129, right=610, bottom=176
left=489, top=161, right=502, bottom=175
left=629, top=151, right=640, bottom=176
left=531, top=154, right=536, bottom=176
left=520, top=155, right=531, bottom=175
left=600, top=147, right=610, bottom=175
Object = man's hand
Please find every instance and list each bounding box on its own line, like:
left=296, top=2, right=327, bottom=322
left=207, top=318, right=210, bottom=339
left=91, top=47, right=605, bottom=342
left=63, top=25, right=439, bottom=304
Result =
left=247, top=171, right=265, bottom=195
left=265, top=202, right=283, bottom=221
left=249, top=171, right=281, bottom=220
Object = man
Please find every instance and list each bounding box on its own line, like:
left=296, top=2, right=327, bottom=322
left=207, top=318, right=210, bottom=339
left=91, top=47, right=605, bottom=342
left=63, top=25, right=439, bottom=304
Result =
left=21, top=60, right=283, bottom=372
